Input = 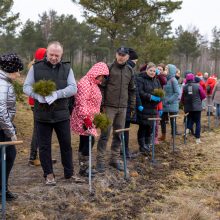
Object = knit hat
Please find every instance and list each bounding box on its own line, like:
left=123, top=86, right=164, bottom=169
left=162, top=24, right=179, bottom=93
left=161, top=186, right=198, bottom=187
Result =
left=34, top=48, right=46, bottom=60
left=0, top=53, right=24, bottom=73
left=186, top=73, right=195, bottom=82
left=128, top=48, right=138, bottom=60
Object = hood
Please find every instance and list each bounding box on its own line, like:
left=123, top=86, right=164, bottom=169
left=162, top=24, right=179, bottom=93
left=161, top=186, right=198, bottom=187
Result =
left=167, top=64, right=176, bottom=79
left=86, top=62, right=109, bottom=82
left=0, top=69, right=9, bottom=81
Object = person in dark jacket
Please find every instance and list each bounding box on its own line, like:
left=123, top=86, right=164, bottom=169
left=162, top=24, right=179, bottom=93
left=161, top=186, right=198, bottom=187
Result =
left=23, top=41, right=82, bottom=185
left=136, top=62, right=161, bottom=153
left=0, top=53, right=23, bottom=201
left=123, top=48, right=139, bottom=159
left=182, top=73, right=206, bottom=144
left=96, top=47, right=136, bottom=172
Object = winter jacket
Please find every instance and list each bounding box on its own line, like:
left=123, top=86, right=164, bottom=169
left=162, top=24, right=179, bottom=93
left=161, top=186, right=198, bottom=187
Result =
left=71, top=62, right=109, bottom=136
left=212, top=80, right=220, bottom=104
left=100, top=60, right=136, bottom=109
left=0, top=70, right=16, bottom=138
left=163, top=64, right=181, bottom=113
left=182, top=80, right=206, bottom=112
left=205, top=76, right=217, bottom=95
left=136, top=72, right=161, bottom=125
left=157, top=74, right=167, bottom=88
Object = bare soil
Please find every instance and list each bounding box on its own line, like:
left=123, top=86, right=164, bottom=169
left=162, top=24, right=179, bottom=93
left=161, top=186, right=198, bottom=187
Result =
left=5, top=101, right=220, bottom=220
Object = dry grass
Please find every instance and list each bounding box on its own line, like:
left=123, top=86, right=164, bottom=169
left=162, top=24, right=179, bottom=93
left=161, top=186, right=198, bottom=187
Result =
left=6, top=102, right=220, bottom=219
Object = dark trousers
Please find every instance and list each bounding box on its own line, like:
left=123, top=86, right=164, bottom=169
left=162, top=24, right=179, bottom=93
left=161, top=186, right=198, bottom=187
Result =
left=29, top=107, right=38, bottom=160
left=187, top=111, right=201, bottom=138
left=124, top=120, right=130, bottom=155
left=161, top=112, right=178, bottom=134
left=36, top=120, right=73, bottom=178
left=79, top=135, right=95, bottom=156
left=0, top=130, right=16, bottom=190
left=137, top=123, right=153, bottom=144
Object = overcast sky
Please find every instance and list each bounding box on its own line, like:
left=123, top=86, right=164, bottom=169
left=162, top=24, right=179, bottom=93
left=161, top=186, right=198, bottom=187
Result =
left=12, top=0, right=219, bottom=41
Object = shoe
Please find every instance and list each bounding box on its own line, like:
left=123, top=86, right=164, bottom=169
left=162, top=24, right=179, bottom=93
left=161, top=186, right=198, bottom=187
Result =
left=196, top=138, right=202, bottom=144
left=158, top=133, right=166, bottom=141
left=139, top=145, right=150, bottom=154
left=0, top=190, right=18, bottom=201
left=65, top=175, right=85, bottom=183
left=45, top=174, right=56, bottom=186
left=96, top=162, right=105, bottom=173
left=79, top=167, right=97, bottom=177
left=109, top=161, right=124, bottom=171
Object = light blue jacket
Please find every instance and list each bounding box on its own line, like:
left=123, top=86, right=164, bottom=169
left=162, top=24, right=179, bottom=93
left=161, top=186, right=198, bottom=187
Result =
left=163, top=64, right=181, bottom=112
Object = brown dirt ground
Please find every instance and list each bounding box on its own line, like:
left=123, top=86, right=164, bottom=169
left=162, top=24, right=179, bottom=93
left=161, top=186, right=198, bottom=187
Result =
left=4, top=100, right=220, bottom=220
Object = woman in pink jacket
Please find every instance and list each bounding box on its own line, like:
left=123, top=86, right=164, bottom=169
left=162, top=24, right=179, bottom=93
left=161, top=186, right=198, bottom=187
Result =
left=71, top=62, right=109, bottom=177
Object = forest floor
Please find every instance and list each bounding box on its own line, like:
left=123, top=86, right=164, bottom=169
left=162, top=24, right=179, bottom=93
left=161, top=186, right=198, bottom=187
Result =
left=4, top=100, right=220, bottom=220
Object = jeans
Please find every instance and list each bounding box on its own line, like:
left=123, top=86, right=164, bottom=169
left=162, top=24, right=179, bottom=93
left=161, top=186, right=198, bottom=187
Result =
left=97, top=107, right=127, bottom=163
left=36, top=120, right=73, bottom=178
left=187, top=111, right=201, bottom=138
left=161, top=112, right=178, bottom=135
left=0, top=130, right=16, bottom=189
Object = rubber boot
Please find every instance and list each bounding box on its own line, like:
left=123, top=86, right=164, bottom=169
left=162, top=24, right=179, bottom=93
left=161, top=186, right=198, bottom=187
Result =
left=79, top=155, right=96, bottom=177
left=158, top=133, right=166, bottom=141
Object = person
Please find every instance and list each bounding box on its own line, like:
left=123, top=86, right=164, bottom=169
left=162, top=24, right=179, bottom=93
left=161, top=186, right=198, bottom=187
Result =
left=159, top=64, right=181, bottom=141
left=0, top=53, right=24, bottom=200
left=136, top=62, right=162, bottom=153
left=212, top=78, right=220, bottom=121
left=71, top=62, right=109, bottom=177
left=205, top=75, right=217, bottom=115
left=181, top=73, right=206, bottom=144
left=123, top=48, right=139, bottom=159
left=203, top=72, right=209, bottom=82
left=96, top=46, right=136, bottom=173
left=23, top=41, right=79, bottom=185
left=28, top=48, right=46, bottom=166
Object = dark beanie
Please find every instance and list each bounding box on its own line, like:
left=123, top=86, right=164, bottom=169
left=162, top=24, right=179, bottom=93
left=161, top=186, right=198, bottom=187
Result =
left=128, top=48, right=138, bottom=60
left=0, top=53, right=24, bottom=73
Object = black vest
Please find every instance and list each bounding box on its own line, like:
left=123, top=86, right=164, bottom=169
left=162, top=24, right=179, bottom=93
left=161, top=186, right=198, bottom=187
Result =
left=33, top=60, right=71, bottom=123
left=183, top=82, right=202, bottom=112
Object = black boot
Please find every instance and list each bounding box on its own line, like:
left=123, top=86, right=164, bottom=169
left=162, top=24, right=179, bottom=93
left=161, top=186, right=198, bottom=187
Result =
left=139, top=138, right=150, bottom=154
left=0, top=189, right=18, bottom=201
left=79, top=155, right=96, bottom=177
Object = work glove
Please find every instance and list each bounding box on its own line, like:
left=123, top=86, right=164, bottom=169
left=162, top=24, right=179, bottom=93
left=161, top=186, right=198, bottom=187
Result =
left=83, top=117, right=93, bottom=130
left=138, top=106, right=144, bottom=112
left=45, top=91, right=58, bottom=105
left=36, top=94, right=46, bottom=103
left=11, top=134, right=17, bottom=141
left=158, top=110, right=163, bottom=117
left=150, top=95, right=161, bottom=102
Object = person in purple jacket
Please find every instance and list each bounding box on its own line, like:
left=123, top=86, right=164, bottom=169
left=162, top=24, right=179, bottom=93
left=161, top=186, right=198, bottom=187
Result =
left=181, top=73, right=206, bottom=144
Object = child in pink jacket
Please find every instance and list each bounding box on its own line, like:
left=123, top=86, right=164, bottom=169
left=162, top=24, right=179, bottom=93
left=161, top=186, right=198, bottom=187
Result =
left=71, top=62, right=109, bottom=177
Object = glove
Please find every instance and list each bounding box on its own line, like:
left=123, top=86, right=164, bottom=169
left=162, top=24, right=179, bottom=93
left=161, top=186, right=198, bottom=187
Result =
left=158, top=110, right=163, bottom=117
left=45, top=91, right=58, bottom=105
left=138, top=106, right=144, bottom=112
left=37, top=95, right=46, bottom=103
left=151, top=95, right=161, bottom=102
left=11, top=134, right=17, bottom=141
left=83, top=117, right=93, bottom=129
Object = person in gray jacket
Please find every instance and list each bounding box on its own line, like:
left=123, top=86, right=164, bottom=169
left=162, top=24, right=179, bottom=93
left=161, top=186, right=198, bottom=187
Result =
left=96, top=47, right=136, bottom=172
left=23, top=41, right=81, bottom=185
left=0, top=53, right=23, bottom=201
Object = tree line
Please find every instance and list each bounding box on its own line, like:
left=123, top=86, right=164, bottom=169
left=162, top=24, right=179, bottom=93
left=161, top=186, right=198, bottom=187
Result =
left=1, top=0, right=220, bottom=78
